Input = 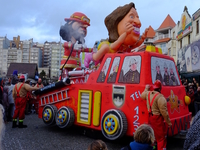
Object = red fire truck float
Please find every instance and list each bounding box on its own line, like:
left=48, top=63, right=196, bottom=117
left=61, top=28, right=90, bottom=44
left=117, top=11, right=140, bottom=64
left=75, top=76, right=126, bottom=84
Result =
left=35, top=44, right=191, bottom=140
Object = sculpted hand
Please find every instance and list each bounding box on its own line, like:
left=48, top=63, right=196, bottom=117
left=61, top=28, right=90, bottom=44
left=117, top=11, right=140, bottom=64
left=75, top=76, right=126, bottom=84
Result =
left=74, top=41, right=83, bottom=50
left=125, top=22, right=134, bottom=35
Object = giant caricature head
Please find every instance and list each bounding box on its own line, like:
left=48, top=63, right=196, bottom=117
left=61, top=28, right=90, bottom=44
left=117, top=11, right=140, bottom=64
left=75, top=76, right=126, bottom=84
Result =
left=60, top=12, right=90, bottom=44
left=105, top=2, right=141, bottom=45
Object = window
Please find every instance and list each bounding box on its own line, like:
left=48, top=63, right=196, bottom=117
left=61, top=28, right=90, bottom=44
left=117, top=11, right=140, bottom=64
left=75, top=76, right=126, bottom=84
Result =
left=168, top=49, right=171, bottom=56
left=107, top=57, right=120, bottom=83
left=180, top=39, right=182, bottom=49
left=188, top=34, right=190, bottom=44
left=118, top=56, right=141, bottom=84
left=97, top=58, right=111, bottom=83
left=151, top=57, right=180, bottom=86
left=197, top=20, right=199, bottom=35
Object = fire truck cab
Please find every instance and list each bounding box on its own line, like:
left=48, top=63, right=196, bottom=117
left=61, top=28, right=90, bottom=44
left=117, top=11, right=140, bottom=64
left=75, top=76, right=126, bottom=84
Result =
left=37, top=45, right=191, bottom=140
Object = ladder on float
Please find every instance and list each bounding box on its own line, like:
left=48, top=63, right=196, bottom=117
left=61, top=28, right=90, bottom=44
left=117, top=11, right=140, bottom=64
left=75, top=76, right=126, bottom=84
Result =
left=40, top=88, right=70, bottom=106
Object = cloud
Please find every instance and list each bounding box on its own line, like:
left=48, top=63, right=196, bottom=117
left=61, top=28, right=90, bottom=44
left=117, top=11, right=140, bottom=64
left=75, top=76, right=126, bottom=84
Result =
left=0, top=0, right=200, bottom=48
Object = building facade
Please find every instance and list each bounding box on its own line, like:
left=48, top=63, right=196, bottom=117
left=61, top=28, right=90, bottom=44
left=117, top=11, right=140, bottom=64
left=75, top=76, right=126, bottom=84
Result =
left=50, top=42, right=64, bottom=78
left=175, top=6, right=200, bottom=80
left=154, top=14, right=176, bottom=55
left=43, top=41, right=52, bottom=68
left=0, top=36, right=10, bottom=76
left=30, top=47, right=42, bottom=67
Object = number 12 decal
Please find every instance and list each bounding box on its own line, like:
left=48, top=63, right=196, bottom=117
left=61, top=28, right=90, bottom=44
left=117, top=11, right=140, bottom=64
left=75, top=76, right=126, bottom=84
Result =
left=133, top=106, right=140, bottom=131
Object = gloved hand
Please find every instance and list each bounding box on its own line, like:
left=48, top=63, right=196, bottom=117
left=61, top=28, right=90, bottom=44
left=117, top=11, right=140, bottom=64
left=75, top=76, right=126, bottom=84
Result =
left=74, top=41, right=83, bottom=50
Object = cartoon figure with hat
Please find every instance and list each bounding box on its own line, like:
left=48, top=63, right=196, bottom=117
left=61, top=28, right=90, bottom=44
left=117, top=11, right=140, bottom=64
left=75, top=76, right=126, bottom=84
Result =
left=169, top=63, right=178, bottom=86
left=84, top=2, right=149, bottom=68
left=59, top=12, right=90, bottom=76
left=123, top=58, right=140, bottom=83
left=163, top=62, right=170, bottom=85
left=155, top=61, right=163, bottom=83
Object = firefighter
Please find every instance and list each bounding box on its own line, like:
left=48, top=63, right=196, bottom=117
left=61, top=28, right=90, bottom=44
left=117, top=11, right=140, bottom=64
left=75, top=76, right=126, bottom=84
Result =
left=141, top=80, right=172, bottom=150
left=12, top=75, right=39, bottom=128
left=35, top=78, right=44, bottom=88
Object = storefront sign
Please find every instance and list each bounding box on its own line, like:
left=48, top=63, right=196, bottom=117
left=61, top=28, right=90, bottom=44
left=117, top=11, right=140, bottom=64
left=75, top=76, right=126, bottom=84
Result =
left=193, top=9, right=200, bottom=21
left=176, top=22, right=192, bottom=40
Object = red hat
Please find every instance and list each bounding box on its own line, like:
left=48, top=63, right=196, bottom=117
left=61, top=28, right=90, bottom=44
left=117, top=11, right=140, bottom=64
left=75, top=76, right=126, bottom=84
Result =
left=153, top=80, right=162, bottom=89
left=64, top=12, right=90, bottom=26
left=20, top=75, right=25, bottom=80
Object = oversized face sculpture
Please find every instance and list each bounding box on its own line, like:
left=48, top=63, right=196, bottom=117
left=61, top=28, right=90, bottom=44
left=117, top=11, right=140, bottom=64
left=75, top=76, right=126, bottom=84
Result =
left=117, top=7, right=141, bottom=46
left=72, top=22, right=88, bottom=37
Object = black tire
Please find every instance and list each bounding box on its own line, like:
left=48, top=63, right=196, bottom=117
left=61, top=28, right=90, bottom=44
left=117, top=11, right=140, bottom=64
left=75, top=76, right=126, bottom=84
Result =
left=56, top=106, right=75, bottom=128
left=42, top=105, right=57, bottom=125
left=101, top=109, right=127, bottom=140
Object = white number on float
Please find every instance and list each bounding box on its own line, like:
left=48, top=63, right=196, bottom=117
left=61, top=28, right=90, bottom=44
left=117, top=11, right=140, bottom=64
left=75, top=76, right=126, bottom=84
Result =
left=133, top=106, right=140, bottom=131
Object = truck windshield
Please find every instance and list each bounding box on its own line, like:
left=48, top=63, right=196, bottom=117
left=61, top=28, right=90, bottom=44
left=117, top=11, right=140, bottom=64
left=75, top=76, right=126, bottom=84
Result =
left=151, top=56, right=180, bottom=86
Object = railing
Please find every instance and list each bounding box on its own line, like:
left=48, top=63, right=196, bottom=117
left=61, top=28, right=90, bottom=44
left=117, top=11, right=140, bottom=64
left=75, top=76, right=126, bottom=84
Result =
left=154, top=33, right=169, bottom=41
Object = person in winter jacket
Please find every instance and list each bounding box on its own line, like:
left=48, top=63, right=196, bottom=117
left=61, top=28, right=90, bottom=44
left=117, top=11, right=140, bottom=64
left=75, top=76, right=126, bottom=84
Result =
left=121, top=124, right=155, bottom=150
left=11, top=70, right=19, bottom=85
left=2, top=86, right=9, bottom=123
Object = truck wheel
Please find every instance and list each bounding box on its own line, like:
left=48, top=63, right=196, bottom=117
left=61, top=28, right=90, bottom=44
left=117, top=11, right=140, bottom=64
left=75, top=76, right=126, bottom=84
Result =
left=101, top=109, right=127, bottom=140
left=42, top=105, right=57, bottom=125
left=56, top=106, right=75, bottom=128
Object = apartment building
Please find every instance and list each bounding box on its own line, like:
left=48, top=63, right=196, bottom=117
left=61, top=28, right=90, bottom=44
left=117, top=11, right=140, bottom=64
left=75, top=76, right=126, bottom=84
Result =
left=30, top=47, right=42, bottom=67
left=50, top=42, right=64, bottom=78
left=0, top=37, right=10, bottom=76
left=43, top=41, right=52, bottom=68
left=22, top=39, right=33, bottom=63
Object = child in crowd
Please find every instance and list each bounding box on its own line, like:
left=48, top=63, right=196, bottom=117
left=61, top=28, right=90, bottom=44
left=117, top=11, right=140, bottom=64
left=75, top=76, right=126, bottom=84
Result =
left=88, top=140, right=108, bottom=150
left=121, top=124, right=155, bottom=150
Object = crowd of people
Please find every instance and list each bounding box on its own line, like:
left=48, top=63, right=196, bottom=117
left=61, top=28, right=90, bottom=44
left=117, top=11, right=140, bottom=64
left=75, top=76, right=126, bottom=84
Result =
left=182, top=77, right=200, bottom=117
left=0, top=70, right=42, bottom=127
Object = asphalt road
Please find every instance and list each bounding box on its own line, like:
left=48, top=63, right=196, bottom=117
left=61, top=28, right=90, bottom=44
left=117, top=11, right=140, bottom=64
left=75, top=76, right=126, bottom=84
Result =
left=2, top=114, right=185, bottom=150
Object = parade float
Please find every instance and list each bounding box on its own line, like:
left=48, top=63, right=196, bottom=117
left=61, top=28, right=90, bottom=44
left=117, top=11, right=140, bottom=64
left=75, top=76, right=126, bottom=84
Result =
left=35, top=2, right=192, bottom=141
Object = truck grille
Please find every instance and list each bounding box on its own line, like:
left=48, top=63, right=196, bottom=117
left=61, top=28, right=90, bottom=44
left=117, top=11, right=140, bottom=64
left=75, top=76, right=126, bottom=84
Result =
left=80, top=93, right=90, bottom=122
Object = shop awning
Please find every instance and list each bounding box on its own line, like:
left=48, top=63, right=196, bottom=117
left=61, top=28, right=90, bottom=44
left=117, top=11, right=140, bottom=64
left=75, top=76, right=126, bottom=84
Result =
left=181, top=71, right=200, bottom=78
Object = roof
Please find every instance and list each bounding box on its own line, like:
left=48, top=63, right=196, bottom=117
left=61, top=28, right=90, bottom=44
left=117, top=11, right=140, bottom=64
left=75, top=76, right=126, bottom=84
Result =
left=7, top=63, right=38, bottom=79
left=154, top=38, right=171, bottom=44
left=146, top=26, right=156, bottom=38
left=157, top=14, right=176, bottom=31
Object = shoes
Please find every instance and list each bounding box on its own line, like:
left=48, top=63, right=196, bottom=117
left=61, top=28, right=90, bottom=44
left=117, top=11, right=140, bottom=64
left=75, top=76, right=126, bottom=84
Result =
left=18, top=122, right=27, bottom=128
left=12, top=120, right=18, bottom=128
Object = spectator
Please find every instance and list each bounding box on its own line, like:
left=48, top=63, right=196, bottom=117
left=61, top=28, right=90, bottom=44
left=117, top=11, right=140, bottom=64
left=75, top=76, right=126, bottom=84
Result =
left=11, top=70, right=19, bottom=85
left=35, top=78, right=44, bottom=88
left=187, top=86, right=195, bottom=117
left=121, top=124, right=155, bottom=150
left=194, top=87, right=200, bottom=115
left=88, top=140, right=108, bottom=150
left=183, top=110, right=200, bottom=149
left=7, top=83, right=15, bottom=122
left=2, top=85, right=9, bottom=123
left=0, top=104, right=5, bottom=150
left=0, top=78, right=3, bottom=105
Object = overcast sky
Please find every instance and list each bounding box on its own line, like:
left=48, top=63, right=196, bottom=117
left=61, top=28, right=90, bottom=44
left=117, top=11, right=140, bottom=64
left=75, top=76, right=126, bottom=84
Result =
left=0, top=0, right=199, bottom=47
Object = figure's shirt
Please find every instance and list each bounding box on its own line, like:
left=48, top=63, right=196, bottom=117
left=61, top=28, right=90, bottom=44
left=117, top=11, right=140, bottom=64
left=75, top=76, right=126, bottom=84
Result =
left=97, top=41, right=133, bottom=53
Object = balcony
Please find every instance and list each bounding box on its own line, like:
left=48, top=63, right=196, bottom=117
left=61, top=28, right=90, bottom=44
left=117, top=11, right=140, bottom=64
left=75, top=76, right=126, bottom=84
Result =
left=154, top=33, right=169, bottom=41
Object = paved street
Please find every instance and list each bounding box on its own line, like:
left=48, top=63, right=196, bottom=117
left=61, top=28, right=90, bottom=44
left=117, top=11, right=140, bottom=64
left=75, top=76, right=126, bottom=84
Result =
left=2, top=114, right=185, bottom=150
